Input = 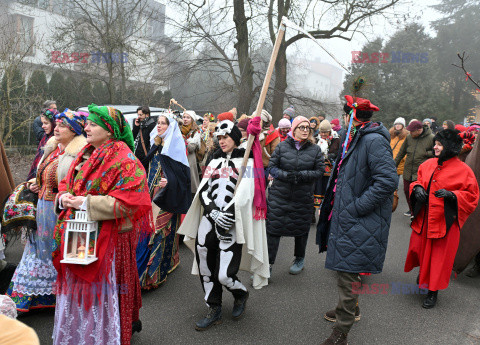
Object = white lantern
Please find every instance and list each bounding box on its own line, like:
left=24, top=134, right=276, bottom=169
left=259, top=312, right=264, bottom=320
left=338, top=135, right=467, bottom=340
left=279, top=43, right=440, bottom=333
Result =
left=60, top=210, right=98, bottom=265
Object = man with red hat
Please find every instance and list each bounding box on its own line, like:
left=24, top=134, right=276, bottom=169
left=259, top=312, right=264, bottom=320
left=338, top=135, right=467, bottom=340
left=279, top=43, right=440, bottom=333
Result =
left=394, top=120, right=435, bottom=217
left=317, top=95, right=398, bottom=345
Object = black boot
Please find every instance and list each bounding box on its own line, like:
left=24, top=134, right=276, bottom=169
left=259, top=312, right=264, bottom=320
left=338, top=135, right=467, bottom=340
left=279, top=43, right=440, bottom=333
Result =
left=132, top=320, right=142, bottom=335
left=195, top=306, right=222, bottom=331
left=422, top=290, right=438, bottom=309
left=232, top=291, right=249, bottom=320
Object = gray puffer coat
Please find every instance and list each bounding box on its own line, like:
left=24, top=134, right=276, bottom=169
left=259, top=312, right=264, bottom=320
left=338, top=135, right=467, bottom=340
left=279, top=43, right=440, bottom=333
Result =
left=267, top=136, right=324, bottom=237
left=316, top=122, right=398, bottom=274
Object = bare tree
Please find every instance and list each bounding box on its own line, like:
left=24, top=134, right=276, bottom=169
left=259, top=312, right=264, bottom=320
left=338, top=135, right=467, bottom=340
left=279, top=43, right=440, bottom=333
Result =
left=166, top=0, right=404, bottom=119
left=50, top=0, right=165, bottom=104
left=267, top=0, right=402, bottom=122
left=0, top=6, right=42, bottom=144
left=165, top=0, right=270, bottom=114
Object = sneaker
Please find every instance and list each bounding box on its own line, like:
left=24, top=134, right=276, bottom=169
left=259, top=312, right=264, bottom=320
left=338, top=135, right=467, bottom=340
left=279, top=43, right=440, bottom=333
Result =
left=320, top=327, right=348, bottom=345
left=324, top=305, right=361, bottom=322
left=232, top=291, right=249, bottom=320
left=195, top=306, right=222, bottom=331
left=403, top=210, right=411, bottom=217
left=289, top=257, right=304, bottom=275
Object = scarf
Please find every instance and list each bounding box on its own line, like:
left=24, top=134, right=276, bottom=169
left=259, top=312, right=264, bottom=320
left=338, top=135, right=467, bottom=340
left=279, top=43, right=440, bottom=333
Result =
left=181, top=122, right=192, bottom=137
left=87, top=104, right=135, bottom=151
left=52, top=139, right=153, bottom=309
left=265, top=124, right=280, bottom=146
left=246, top=117, right=267, bottom=220
left=332, top=124, right=342, bottom=132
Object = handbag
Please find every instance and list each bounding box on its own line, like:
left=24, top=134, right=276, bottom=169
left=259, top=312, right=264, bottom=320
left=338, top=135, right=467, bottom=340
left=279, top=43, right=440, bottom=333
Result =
left=196, top=138, right=207, bottom=163
left=1, top=182, right=38, bottom=234
left=392, top=190, right=399, bottom=212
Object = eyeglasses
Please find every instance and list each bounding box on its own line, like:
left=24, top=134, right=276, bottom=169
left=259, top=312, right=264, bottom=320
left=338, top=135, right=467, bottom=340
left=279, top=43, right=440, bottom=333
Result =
left=297, top=126, right=311, bottom=132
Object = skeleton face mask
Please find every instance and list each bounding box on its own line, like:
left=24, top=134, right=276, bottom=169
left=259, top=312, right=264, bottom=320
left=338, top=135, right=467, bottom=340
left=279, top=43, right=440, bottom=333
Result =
left=215, top=120, right=235, bottom=137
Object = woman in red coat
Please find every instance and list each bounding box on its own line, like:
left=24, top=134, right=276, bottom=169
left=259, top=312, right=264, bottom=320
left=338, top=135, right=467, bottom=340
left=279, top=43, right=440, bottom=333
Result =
left=405, top=129, right=479, bottom=309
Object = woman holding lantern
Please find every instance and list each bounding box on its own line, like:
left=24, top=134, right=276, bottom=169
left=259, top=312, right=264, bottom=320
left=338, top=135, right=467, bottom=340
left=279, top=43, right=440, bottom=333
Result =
left=52, top=104, right=153, bottom=345
left=136, top=114, right=191, bottom=289
left=7, top=110, right=87, bottom=313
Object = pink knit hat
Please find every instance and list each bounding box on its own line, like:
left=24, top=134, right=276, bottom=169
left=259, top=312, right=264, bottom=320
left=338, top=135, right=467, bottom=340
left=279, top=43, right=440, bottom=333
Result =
left=290, top=116, right=309, bottom=134
left=278, top=118, right=291, bottom=129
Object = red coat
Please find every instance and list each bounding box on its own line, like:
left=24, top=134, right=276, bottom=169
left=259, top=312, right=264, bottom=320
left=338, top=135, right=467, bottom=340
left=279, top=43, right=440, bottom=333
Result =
left=405, top=157, right=479, bottom=290
left=410, top=157, right=479, bottom=239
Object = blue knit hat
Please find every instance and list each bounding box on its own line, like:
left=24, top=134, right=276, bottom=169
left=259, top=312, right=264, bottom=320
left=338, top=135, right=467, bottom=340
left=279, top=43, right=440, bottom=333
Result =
left=283, top=105, right=295, bottom=119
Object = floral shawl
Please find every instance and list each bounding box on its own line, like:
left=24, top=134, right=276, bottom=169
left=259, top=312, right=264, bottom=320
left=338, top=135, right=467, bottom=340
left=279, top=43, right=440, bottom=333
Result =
left=53, top=139, right=153, bottom=307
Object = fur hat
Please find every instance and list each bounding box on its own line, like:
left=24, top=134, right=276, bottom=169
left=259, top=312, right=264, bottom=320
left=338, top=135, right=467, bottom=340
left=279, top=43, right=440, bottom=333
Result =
left=309, top=116, right=320, bottom=130
left=278, top=118, right=291, bottom=129
left=215, top=120, right=242, bottom=146
left=434, top=129, right=463, bottom=165
left=394, top=117, right=406, bottom=127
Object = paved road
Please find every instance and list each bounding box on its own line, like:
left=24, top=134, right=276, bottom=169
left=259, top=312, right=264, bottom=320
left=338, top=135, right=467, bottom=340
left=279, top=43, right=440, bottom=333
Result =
left=6, top=183, right=480, bottom=344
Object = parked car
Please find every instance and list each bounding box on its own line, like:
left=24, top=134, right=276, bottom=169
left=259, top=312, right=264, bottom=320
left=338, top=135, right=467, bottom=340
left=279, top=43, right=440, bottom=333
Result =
left=76, top=105, right=207, bottom=128
left=76, top=105, right=169, bottom=128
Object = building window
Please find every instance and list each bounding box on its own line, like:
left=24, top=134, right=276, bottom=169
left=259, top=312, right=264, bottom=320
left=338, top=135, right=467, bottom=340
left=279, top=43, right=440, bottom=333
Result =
left=138, top=15, right=153, bottom=38
left=15, top=15, right=35, bottom=56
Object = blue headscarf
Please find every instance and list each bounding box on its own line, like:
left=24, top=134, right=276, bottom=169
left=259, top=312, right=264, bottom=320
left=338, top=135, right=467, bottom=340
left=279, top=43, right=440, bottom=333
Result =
left=56, top=109, right=87, bottom=136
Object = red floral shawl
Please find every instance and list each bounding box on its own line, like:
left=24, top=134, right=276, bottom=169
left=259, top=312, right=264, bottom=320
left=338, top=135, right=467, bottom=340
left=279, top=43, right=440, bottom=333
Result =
left=53, top=139, right=153, bottom=305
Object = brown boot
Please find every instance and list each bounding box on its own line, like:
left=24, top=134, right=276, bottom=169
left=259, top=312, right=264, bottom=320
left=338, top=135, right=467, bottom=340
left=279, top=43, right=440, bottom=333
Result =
left=320, top=327, right=348, bottom=345
left=324, top=305, right=361, bottom=322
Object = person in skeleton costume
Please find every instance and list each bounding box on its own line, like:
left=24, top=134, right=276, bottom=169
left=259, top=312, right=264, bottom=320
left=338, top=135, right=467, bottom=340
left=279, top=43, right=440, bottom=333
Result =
left=178, top=118, right=269, bottom=331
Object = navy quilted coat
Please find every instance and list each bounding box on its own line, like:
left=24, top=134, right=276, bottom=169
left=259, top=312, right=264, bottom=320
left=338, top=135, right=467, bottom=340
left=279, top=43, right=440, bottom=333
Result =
left=316, top=122, right=398, bottom=273
left=267, top=136, right=324, bottom=237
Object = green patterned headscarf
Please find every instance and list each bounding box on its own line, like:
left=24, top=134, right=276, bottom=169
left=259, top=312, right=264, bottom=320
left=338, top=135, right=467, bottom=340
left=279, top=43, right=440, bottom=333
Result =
left=87, top=104, right=135, bottom=151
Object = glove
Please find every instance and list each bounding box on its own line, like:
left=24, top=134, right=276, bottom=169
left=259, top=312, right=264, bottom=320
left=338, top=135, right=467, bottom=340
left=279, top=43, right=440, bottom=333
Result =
left=413, top=185, right=428, bottom=204
left=209, top=209, right=235, bottom=230
left=434, top=189, right=455, bottom=200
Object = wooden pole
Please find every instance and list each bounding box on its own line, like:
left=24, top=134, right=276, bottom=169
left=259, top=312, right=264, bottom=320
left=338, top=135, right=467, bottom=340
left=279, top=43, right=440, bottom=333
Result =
left=235, top=18, right=286, bottom=191
left=169, top=98, right=187, bottom=112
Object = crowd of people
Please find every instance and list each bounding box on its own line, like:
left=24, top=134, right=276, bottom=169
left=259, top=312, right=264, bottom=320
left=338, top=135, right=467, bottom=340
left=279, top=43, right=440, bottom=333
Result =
left=0, top=97, right=479, bottom=345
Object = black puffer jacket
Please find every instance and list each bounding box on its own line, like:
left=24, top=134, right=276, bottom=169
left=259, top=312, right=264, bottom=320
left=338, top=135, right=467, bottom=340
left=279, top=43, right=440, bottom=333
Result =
left=267, top=136, right=325, bottom=236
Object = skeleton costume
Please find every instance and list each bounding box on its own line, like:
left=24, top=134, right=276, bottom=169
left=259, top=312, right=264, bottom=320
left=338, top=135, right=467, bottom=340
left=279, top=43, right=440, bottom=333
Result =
left=179, top=120, right=269, bottom=312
